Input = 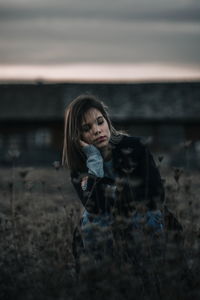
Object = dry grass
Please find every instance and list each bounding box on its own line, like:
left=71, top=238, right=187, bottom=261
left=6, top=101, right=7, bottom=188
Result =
left=0, top=163, right=200, bottom=300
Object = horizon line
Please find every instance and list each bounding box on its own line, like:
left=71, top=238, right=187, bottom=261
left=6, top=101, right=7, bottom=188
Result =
left=0, top=63, right=200, bottom=83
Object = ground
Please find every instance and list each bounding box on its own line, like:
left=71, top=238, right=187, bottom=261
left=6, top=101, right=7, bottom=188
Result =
left=0, top=163, right=200, bottom=299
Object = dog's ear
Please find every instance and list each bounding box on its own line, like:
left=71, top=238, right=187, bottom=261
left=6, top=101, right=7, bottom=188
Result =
left=163, top=206, right=183, bottom=231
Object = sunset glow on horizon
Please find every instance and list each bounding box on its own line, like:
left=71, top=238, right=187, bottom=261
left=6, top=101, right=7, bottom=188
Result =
left=0, top=63, right=200, bottom=83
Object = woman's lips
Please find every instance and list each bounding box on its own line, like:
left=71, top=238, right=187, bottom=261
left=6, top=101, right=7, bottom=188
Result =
left=95, top=136, right=106, bottom=143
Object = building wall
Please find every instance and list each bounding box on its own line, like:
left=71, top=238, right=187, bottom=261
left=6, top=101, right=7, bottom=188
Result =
left=0, top=81, right=200, bottom=168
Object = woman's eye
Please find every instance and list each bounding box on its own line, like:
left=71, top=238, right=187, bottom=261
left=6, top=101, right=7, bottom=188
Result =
left=82, top=125, right=90, bottom=132
left=98, top=118, right=104, bottom=125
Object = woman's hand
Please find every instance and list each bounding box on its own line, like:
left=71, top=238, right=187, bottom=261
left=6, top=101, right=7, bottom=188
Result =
left=80, top=139, right=90, bottom=147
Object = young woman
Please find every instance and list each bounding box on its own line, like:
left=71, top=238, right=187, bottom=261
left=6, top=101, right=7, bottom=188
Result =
left=62, top=94, right=165, bottom=263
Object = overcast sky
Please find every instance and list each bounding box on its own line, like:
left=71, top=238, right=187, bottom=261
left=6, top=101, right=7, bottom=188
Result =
left=0, top=0, right=200, bottom=80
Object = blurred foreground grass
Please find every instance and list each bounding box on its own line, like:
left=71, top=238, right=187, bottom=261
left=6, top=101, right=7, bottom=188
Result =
left=0, top=164, right=200, bottom=300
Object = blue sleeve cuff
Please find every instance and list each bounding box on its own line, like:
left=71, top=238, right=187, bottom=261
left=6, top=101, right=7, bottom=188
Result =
left=82, top=145, right=104, bottom=178
left=82, top=145, right=101, bottom=157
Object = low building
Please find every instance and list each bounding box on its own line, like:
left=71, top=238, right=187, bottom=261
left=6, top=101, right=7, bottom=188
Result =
left=0, top=81, right=200, bottom=168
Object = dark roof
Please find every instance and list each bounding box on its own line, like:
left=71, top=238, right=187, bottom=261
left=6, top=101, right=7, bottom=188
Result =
left=0, top=81, right=200, bottom=122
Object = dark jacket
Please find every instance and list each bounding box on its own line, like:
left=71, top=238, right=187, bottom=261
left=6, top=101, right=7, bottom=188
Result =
left=71, top=136, right=165, bottom=216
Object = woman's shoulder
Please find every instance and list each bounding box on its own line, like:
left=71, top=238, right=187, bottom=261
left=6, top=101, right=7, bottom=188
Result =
left=111, top=135, right=146, bottom=159
left=117, top=135, right=144, bottom=149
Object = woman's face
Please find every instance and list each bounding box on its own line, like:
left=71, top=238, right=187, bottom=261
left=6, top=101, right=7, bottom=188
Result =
left=81, top=108, right=111, bottom=149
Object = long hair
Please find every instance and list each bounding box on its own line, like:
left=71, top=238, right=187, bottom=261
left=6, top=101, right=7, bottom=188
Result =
left=62, top=94, right=121, bottom=172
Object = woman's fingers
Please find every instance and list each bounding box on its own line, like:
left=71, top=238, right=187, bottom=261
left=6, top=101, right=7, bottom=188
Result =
left=81, top=176, right=88, bottom=191
left=80, top=140, right=89, bottom=147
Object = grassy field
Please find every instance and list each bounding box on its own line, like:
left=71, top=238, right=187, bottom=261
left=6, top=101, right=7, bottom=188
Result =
left=0, top=162, right=200, bottom=300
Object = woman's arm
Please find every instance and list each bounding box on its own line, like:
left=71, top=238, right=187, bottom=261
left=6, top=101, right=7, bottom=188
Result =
left=71, top=171, right=115, bottom=214
left=71, top=145, right=115, bottom=214
left=82, top=145, right=104, bottom=179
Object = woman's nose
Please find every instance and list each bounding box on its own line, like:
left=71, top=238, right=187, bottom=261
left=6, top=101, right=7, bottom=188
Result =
left=93, top=123, right=101, bottom=135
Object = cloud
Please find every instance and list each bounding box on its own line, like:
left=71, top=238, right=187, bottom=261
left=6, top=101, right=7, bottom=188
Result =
left=0, top=17, right=199, bottom=65
left=0, top=0, right=199, bottom=21
left=0, top=0, right=199, bottom=65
